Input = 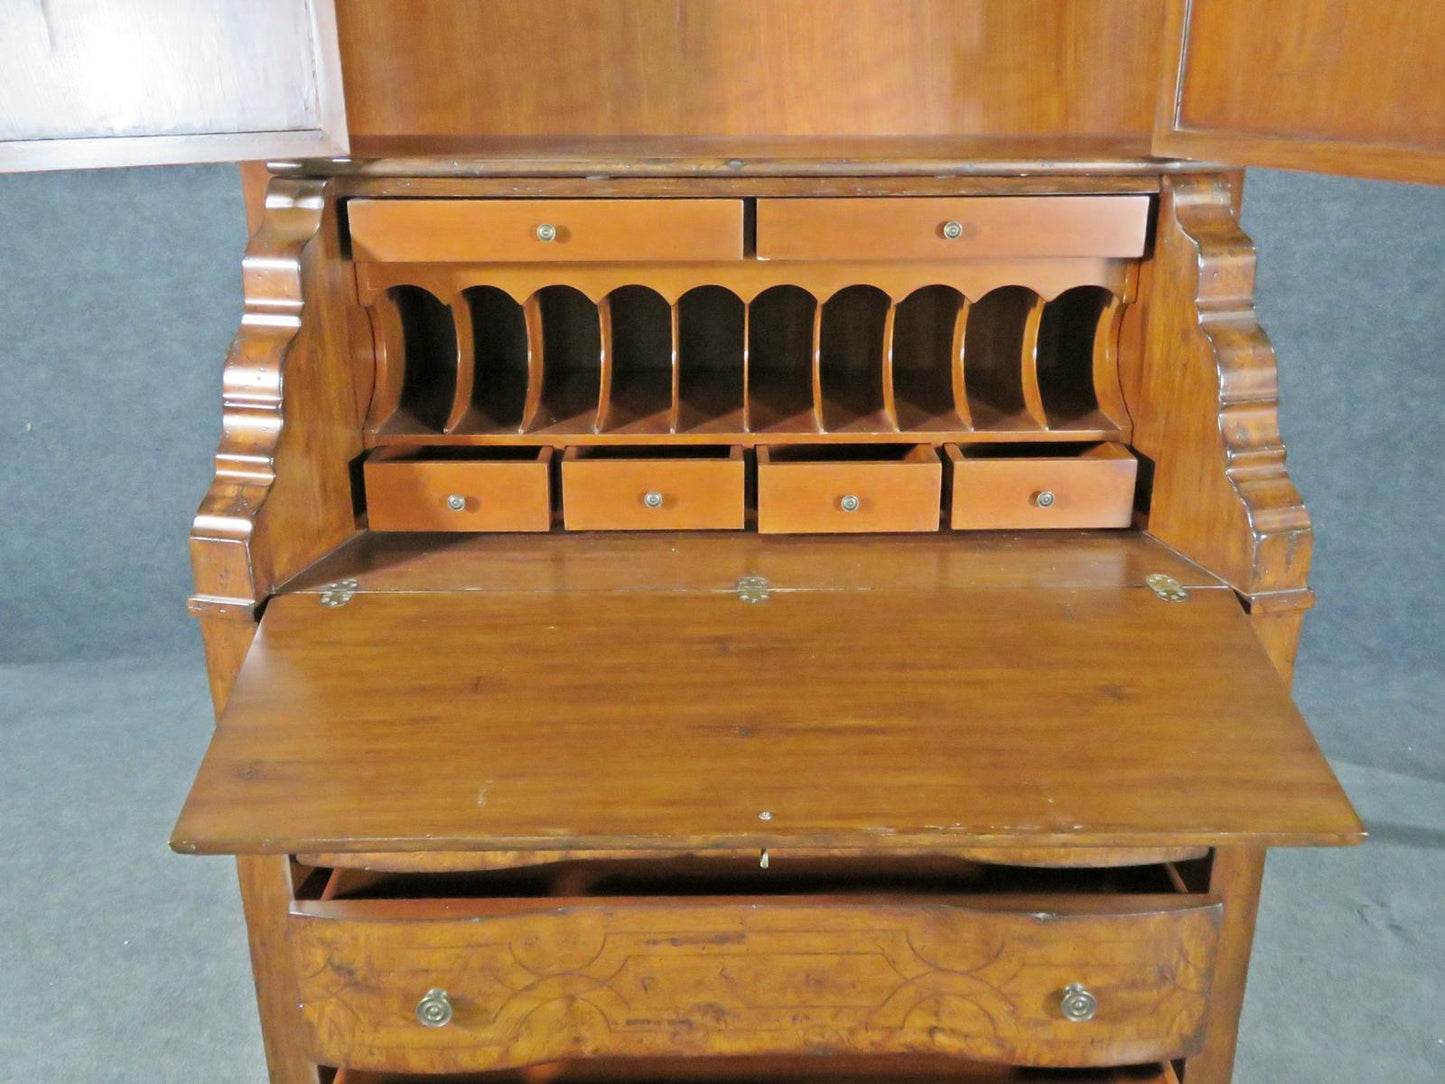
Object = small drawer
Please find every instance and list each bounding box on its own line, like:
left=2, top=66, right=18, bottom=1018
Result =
left=757, top=444, right=942, bottom=533
left=561, top=446, right=745, bottom=530
left=364, top=447, right=552, bottom=532
left=290, top=894, right=1220, bottom=1074
left=755, top=196, right=1150, bottom=261
left=946, top=442, right=1138, bottom=530
left=348, top=198, right=745, bottom=263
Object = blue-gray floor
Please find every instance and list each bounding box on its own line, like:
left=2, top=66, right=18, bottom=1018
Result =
left=0, top=650, right=1440, bottom=1083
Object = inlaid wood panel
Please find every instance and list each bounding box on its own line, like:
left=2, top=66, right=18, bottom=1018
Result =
left=291, top=895, right=1220, bottom=1073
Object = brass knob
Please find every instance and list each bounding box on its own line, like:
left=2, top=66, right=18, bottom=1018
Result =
left=535, top=223, right=558, bottom=242
left=941, top=220, right=966, bottom=240
left=416, top=988, right=453, bottom=1028
left=1033, top=490, right=1056, bottom=508
left=445, top=494, right=467, bottom=512
left=839, top=494, right=861, bottom=512
left=1061, top=983, right=1097, bottom=1022
left=643, top=491, right=664, bottom=509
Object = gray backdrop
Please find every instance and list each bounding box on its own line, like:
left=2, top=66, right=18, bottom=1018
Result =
left=2, top=166, right=1441, bottom=773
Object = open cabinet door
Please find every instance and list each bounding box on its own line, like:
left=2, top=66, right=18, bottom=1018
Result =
left=0, top=0, right=346, bottom=172
left=1154, top=0, right=1445, bottom=185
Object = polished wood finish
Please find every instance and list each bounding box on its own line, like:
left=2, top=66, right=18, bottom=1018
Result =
left=349, top=199, right=746, bottom=263
left=561, top=447, right=745, bottom=531
left=0, top=0, right=346, bottom=171
left=756, top=445, right=943, bottom=533
left=756, top=198, right=1151, bottom=262
left=330, top=1062, right=1182, bottom=1084
left=189, top=177, right=363, bottom=614
left=173, top=577, right=1360, bottom=855
left=282, top=530, right=1227, bottom=596
left=947, top=444, right=1138, bottom=531
left=333, top=1, right=1164, bottom=152
left=364, top=448, right=553, bottom=533
left=291, top=894, right=1220, bottom=1073
left=1155, top=0, right=1445, bottom=185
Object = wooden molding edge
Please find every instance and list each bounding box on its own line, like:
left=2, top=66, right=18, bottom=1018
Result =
left=1126, top=175, right=1311, bottom=600
left=190, top=177, right=362, bottom=611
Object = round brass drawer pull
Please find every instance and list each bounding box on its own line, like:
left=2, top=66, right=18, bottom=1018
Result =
left=643, top=491, right=664, bottom=509
left=941, top=219, right=966, bottom=240
left=445, top=494, right=467, bottom=512
left=416, top=988, right=454, bottom=1028
left=1034, top=489, right=1057, bottom=509
left=535, top=223, right=558, bottom=242
left=839, top=494, right=861, bottom=513
left=1061, top=983, right=1097, bottom=1022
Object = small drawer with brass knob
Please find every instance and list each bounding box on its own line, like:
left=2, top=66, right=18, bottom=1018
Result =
left=944, top=442, right=1137, bottom=531
left=754, top=196, right=1149, bottom=261
left=347, top=198, right=745, bottom=262
left=560, top=446, right=745, bottom=530
left=363, top=446, right=554, bottom=532
left=756, top=444, right=942, bottom=533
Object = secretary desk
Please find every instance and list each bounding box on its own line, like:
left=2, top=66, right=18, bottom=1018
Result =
left=11, top=2, right=1444, bottom=1081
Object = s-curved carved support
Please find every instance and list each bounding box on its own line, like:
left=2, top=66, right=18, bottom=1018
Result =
left=190, top=177, right=363, bottom=622
left=1123, top=176, right=1312, bottom=678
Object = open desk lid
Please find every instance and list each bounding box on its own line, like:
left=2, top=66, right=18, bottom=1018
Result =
left=172, top=534, right=1363, bottom=857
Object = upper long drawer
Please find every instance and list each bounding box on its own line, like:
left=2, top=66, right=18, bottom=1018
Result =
left=347, top=198, right=745, bottom=263
left=756, top=196, right=1151, bottom=261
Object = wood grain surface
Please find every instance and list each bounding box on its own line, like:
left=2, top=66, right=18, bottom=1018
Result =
left=291, top=895, right=1219, bottom=1073
left=173, top=579, right=1361, bottom=855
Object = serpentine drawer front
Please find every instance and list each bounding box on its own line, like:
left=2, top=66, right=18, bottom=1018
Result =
left=289, top=895, right=1221, bottom=1075
left=754, top=196, right=1152, bottom=261
left=347, top=198, right=747, bottom=263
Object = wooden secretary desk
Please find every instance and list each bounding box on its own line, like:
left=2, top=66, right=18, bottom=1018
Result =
left=13, top=1, right=1445, bottom=1081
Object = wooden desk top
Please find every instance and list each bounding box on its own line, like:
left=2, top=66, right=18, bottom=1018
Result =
left=174, top=533, right=1360, bottom=856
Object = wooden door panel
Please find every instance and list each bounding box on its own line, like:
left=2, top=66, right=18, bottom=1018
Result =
left=1154, top=0, right=1445, bottom=184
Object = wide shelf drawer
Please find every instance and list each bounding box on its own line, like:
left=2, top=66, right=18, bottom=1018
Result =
left=561, top=446, right=745, bottom=530
left=755, top=196, right=1151, bottom=261
left=364, top=448, right=553, bottom=532
left=757, top=444, right=942, bottom=533
left=348, top=198, right=746, bottom=263
left=947, top=443, right=1138, bottom=530
left=291, top=894, right=1220, bottom=1075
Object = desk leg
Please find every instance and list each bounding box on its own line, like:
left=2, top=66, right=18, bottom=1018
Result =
left=1182, top=847, right=1266, bottom=1084
left=238, top=856, right=319, bottom=1084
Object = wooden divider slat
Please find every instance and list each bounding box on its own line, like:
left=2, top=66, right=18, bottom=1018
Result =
left=595, top=293, right=615, bottom=432
left=809, top=301, right=825, bottom=431
left=1093, top=292, right=1132, bottom=429
left=443, top=295, right=475, bottom=433
left=519, top=293, right=545, bottom=432
left=363, top=291, right=406, bottom=432
left=950, top=296, right=975, bottom=429
left=668, top=300, right=682, bottom=434
left=880, top=298, right=900, bottom=432
left=740, top=302, right=753, bottom=433
left=1019, top=293, right=1050, bottom=429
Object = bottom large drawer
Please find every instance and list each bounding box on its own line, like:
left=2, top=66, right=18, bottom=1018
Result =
left=290, top=895, right=1220, bottom=1074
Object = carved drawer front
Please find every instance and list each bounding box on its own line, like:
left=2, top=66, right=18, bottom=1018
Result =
left=348, top=199, right=746, bottom=263
left=757, top=444, right=942, bottom=533
left=290, top=895, right=1220, bottom=1075
left=755, top=196, right=1151, bottom=261
left=946, top=443, right=1138, bottom=530
left=364, top=448, right=553, bottom=532
left=561, top=446, right=745, bottom=530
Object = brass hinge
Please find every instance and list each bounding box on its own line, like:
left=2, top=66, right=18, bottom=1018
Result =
left=319, top=579, right=359, bottom=607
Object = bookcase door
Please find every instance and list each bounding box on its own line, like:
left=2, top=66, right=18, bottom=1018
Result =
left=0, top=0, right=346, bottom=172
left=1154, top=0, right=1445, bottom=185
